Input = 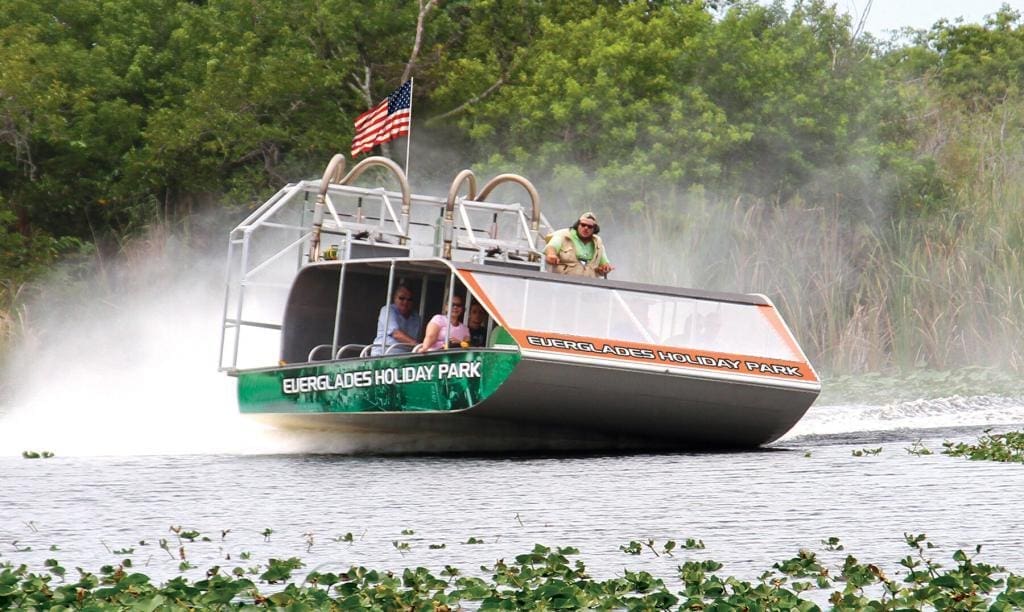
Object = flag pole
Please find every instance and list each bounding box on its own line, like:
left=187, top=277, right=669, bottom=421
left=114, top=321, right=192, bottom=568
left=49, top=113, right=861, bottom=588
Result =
left=403, top=78, right=414, bottom=179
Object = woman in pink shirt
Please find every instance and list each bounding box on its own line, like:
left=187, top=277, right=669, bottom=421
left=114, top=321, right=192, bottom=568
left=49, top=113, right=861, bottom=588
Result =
left=415, top=296, right=470, bottom=352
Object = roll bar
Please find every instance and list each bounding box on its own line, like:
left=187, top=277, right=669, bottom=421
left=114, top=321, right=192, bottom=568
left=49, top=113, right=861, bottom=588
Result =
left=442, top=169, right=478, bottom=260
left=442, top=171, right=542, bottom=262
left=308, top=155, right=412, bottom=261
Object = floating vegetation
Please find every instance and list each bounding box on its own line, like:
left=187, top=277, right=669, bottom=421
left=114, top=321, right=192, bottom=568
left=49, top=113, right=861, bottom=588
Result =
left=20, top=451, right=53, bottom=459
left=905, top=440, right=933, bottom=456
left=1, top=536, right=1021, bottom=609
left=392, top=540, right=410, bottom=554
left=169, top=526, right=206, bottom=543
left=851, top=447, right=882, bottom=457
left=943, top=429, right=1024, bottom=463
left=618, top=538, right=696, bottom=557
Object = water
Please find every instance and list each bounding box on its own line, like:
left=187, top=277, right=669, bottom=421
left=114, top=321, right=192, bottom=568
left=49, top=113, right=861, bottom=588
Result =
left=2, top=257, right=1023, bottom=591
left=1, top=398, right=1023, bottom=588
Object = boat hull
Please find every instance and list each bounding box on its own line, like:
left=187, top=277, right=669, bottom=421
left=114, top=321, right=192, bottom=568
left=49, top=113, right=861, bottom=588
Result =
left=237, top=349, right=816, bottom=452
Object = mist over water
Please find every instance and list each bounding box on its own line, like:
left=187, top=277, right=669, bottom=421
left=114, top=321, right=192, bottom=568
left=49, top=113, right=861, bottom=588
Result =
left=0, top=248, right=251, bottom=456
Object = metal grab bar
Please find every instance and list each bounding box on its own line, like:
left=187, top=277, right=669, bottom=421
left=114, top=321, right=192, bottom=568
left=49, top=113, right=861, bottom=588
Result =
left=358, top=343, right=416, bottom=358
left=335, top=344, right=366, bottom=359
left=309, top=343, right=370, bottom=362
left=308, top=344, right=335, bottom=362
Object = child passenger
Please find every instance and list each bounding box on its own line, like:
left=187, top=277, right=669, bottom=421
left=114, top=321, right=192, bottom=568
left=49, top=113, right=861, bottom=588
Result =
left=467, top=301, right=489, bottom=347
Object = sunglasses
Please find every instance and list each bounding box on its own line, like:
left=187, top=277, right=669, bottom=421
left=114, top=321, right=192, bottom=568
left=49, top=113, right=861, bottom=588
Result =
left=451, top=302, right=465, bottom=308
left=396, top=296, right=413, bottom=302
left=579, top=222, right=596, bottom=229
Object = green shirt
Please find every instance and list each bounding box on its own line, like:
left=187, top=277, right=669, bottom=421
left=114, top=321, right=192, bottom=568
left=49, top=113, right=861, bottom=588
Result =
left=546, top=229, right=609, bottom=265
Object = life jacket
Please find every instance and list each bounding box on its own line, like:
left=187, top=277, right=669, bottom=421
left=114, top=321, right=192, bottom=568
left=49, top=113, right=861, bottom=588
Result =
left=551, top=228, right=606, bottom=277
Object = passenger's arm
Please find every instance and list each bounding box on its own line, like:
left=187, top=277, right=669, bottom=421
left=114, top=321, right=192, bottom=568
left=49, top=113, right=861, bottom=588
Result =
left=415, top=321, right=440, bottom=352
left=391, top=328, right=418, bottom=345
left=544, top=232, right=562, bottom=266
left=596, top=241, right=613, bottom=275
left=544, top=245, right=558, bottom=266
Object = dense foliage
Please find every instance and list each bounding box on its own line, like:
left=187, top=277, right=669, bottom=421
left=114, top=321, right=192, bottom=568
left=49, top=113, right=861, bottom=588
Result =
left=2, top=0, right=1024, bottom=374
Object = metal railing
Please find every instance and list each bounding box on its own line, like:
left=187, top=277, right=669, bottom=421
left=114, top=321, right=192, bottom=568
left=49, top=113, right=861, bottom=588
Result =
left=218, top=156, right=552, bottom=372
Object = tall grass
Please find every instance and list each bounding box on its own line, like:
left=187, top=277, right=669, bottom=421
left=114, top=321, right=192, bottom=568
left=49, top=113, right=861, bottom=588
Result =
left=0, top=281, right=29, bottom=367
left=660, top=96, right=1024, bottom=375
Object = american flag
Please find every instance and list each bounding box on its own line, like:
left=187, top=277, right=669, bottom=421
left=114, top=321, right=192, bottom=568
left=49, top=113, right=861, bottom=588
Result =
left=351, top=79, right=413, bottom=157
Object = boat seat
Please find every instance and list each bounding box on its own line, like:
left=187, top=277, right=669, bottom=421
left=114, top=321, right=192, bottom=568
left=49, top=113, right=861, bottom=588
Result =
left=307, top=344, right=335, bottom=362
left=358, top=343, right=416, bottom=357
left=335, top=344, right=366, bottom=359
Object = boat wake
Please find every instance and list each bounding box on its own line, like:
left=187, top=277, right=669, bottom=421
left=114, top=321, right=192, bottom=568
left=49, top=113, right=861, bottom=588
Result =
left=779, top=395, right=1024, bottom=445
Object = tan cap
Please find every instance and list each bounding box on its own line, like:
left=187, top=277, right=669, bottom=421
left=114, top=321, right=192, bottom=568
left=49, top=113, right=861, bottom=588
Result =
left=579, top=211, right=598, bottom=224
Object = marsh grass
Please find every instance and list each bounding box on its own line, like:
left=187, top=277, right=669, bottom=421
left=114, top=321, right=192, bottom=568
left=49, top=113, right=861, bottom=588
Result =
left=0, top=281, right=28, bottom=373
left=0, top=219, right=199, bottom=386
left=651, top=94, right=1024, bottom=377
left=666, top=192, right=1024, bottom=375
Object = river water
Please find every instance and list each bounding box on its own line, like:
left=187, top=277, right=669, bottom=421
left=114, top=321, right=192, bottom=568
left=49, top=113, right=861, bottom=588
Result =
left=1, top=277, right=1023, bottom=593
left=1, top=392, right=1023, bottom=591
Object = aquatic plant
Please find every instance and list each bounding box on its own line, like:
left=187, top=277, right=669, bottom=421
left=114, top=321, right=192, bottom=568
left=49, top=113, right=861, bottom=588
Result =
left=20, top=451, right=53, bottom=459
left=906, top=440, right=933, bottom=456
left=392, top=540, right=410, bottom=554
left=2, top=534, right=1021, bottom=610
left=943, top=429, right=1024, bottom=463
left=851, top=447, right=882, bottom=457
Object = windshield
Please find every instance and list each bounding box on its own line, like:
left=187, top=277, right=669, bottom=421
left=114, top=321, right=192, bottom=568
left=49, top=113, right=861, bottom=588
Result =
left=468, top=273, right=800, bottom=361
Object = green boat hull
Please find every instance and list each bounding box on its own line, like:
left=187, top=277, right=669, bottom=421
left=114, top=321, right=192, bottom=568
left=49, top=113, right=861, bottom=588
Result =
left=239, top=349, right=519, bottom=415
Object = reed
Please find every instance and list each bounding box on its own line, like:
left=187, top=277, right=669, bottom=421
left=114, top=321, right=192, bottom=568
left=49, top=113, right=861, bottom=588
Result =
left=641, top=94, right=1024, bottom=376
left=0, top=218, right=182, bottom=360
left=0, top=281, right=30, bottom=377
left=700, top=196, right=1024, bottom=375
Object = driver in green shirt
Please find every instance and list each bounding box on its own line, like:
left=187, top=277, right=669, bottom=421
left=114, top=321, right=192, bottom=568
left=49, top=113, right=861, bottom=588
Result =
left=544, top=211, right=614, bottom=278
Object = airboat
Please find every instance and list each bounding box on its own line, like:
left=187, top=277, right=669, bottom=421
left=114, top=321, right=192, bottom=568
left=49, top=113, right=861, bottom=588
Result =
left=218, top=155, right=820, bottom=452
